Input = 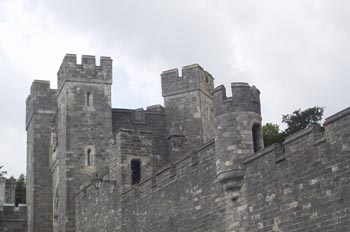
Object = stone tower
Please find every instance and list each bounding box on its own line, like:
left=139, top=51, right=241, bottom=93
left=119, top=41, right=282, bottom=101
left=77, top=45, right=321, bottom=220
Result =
left=26, top=80, right=56, bottom=232
left=54, top=54, right=113, bottom=232
left=161, top=64, right=214, bottom=158
left=213, top=82, right=263, bottom=198
left=212, top=82, right=263, bottom=231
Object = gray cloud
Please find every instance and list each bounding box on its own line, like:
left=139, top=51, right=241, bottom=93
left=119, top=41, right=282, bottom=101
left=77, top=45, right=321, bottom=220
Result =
left=1, top=0, right=350, bottom=176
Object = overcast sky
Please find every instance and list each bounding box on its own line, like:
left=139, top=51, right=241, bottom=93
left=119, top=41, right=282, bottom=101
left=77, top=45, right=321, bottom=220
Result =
left=1, top=0, right=349, bottom=178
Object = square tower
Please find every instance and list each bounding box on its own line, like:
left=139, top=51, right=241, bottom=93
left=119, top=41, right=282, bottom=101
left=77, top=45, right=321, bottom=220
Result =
left=161, top=64, right=214, bottom=158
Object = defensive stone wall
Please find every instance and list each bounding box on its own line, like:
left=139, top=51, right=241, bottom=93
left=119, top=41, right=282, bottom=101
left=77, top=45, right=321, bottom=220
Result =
left=75, top=141, right=228, bottom=232
left=243, top=107, right=350, bottom=231
left=0, top=204, right=27, bottom=232
left=75, top=106, right=350, bottom=232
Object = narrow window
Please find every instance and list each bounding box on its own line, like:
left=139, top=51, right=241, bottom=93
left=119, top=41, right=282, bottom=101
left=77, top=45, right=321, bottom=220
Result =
left=206, top=106, right=210, bottom=120
left=252, top=124, right=261, bottom=153
left=87, top=148, right=92, bottom=166
left=205, top=76, right=208, bottom=83
left=131, top=159, right=141, bottom=185
left=86, top=92, right=92, bottom=106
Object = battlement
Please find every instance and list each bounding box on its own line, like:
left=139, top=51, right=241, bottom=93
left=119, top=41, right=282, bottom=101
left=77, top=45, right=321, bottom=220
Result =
left=212, top=83, right=261, bottom=117
left=161, top=64, right=214, bottom=97
left=244, top=106, right=350, bottom=167
left=57, top=54, right=113, bottom=89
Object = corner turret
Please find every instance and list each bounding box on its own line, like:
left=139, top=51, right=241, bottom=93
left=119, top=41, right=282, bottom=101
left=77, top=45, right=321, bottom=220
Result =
left=213, top=83, right=263, bottom=200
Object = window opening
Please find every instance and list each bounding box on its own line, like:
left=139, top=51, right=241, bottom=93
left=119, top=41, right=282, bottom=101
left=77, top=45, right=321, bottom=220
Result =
left=252, top=124, right=261, bottom=153
left=87, top=148, right=92, bottom=166
left=87, top=92, right=92, bottom=106
left=131, top=159, right=141, bottom=185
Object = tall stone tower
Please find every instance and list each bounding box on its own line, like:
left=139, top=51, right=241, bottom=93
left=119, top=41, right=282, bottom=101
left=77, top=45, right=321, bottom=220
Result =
left=161, top=64, right=214, bottom=158
left=26, top=80, right=56, bottom=232
left=212, top=82, right=263, bottom=231
left=54, top=54, right=113, bottom=232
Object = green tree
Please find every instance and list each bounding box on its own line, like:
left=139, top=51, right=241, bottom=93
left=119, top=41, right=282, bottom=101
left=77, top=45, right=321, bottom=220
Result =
left=15, top=174, right=26, bottom=206
left=262, top=123, right=285, bottom=147
left=262, top=106, right=324, bottom=146
left=282, top=106, right=324, bottom=135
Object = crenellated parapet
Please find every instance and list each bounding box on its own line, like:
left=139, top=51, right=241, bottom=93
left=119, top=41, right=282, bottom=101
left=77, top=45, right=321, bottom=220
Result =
left=161, top=64, right=214, bottom=97
left=212, top=82, right=261, bottom=116
left=213, top=83, right=263, bottom=200
left=57, top=54, right=113, bottom=90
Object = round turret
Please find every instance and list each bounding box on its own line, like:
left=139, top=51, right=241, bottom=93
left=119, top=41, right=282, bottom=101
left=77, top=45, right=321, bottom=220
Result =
left=212, top=83, right=263, bottom=199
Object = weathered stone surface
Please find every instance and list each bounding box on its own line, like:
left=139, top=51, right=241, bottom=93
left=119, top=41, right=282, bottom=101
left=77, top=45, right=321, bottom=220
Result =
left=0, top=204, right=27, bottom=232
left=26, top=80, right=55, bottom=232
left=0, top=177, right=27, bottom=232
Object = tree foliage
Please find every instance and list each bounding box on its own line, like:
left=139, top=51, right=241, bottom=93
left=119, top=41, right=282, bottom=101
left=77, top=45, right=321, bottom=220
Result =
left=0, top=165, right=7, bottom=177
left=15, top=174, right=26, bottom=206
left=263, top=106, right=324, bottom=146
left=262, top=123, right=285, bottom=147
left=282, top=106, right=324, bottom=135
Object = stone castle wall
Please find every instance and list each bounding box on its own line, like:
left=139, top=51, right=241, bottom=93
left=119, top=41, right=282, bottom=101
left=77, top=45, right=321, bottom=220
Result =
left=73, top=107, right=350, bottom=232
left=0, top=204, right=27, bottom=232
left=0, top=177, right=27, bottom=232
left=243, top=108, right=350, bottom=231
left=75, top=141, right=229, bottom=232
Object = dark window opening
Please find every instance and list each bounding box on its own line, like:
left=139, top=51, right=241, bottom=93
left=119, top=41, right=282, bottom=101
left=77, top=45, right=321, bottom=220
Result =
left=205, top=76, right=208, bottom=83
left=87, top=148, right=91, bottom=166
left=131, top=159, right=141, bottom=185
left=87, top=92, right=91, bottom=106
left=252, top=124, right=261, bottom=153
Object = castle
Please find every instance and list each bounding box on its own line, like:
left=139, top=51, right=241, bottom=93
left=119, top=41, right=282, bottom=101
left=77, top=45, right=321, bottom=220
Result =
left=23, top=54, right=350, bottom=232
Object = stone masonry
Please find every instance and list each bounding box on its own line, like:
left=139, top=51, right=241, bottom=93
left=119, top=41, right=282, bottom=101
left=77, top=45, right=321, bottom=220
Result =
left=26, top=54, right=350, bottom=232
left=0, top=177, right=27, bottom=232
